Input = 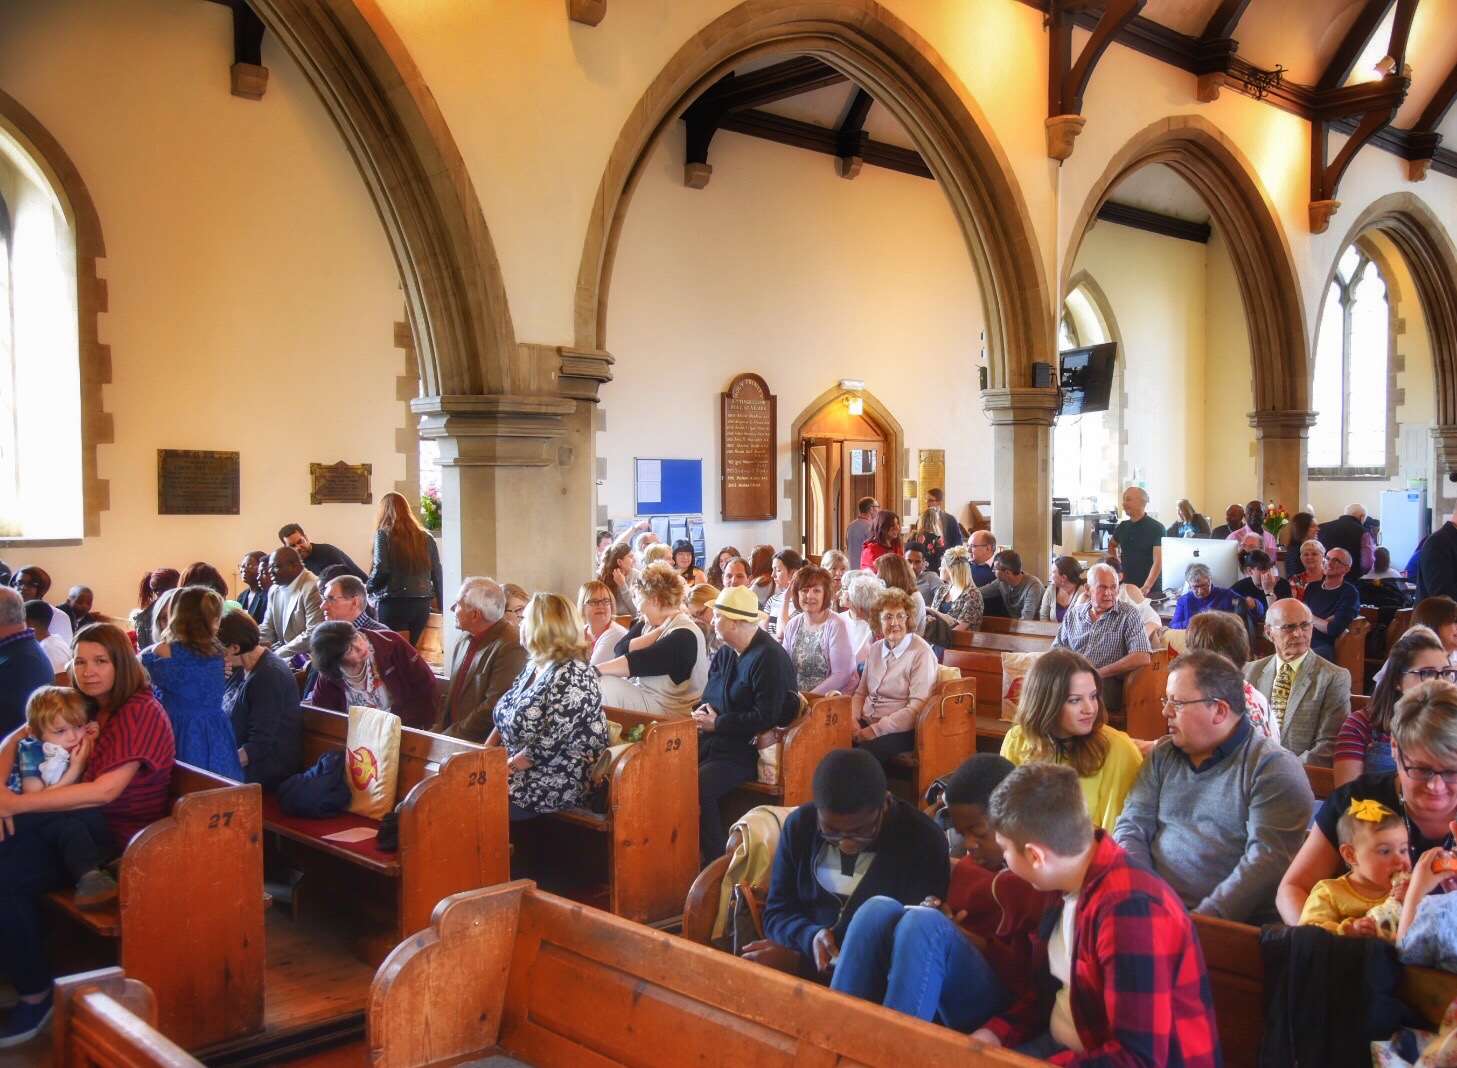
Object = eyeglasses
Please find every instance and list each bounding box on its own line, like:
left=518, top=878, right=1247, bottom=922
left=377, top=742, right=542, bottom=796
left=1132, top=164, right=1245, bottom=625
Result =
left=1161, top=696, right=1218, bottom=715
left=584, top=597, right=613, bottom=608
left=1271, top=621, right=1313, bottom=634
left=819, top=806, right=885, bottom=846
left=1403, top=667, right=1457, bottom=683
left=1398, top=752, right=1457, bottom=786
left=505, top=606, right=526, bottom=618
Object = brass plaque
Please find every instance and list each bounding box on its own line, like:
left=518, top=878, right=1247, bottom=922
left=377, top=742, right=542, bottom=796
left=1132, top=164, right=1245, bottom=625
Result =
left=721, top=373, right=777, bottom=521
left=917, top=450, right=946, bottom=503
left=158, top=450, right=240, bottom=515
left=309, top=462, right=373, bottom=505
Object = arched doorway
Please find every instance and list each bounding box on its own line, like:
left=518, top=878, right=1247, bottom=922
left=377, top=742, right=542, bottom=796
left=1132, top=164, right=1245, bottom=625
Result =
left=791, top=387, right=903, bottom=558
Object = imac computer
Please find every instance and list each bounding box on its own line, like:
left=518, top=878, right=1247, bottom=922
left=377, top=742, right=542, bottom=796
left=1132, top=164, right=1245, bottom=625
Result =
left=1159, top=537, right=1242, bottom=596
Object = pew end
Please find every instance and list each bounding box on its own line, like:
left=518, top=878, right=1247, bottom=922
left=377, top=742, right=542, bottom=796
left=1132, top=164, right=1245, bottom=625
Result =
left=54, top=968, right=201, bottom=1068
left=368, top=881, right=1043, bottom=1068
left=889, top=678, right=978, bottom=800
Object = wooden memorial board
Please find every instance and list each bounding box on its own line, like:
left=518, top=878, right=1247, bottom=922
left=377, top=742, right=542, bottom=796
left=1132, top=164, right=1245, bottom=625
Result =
left=157, top=449, right=240, bottom=515
left=310, top=462, right=373, bottom=505
left=721, top=373, right=777, bottom=520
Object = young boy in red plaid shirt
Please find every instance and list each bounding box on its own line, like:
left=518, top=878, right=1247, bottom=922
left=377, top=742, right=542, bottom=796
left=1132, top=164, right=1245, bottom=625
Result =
left=971, top=763, right=1222, bottom=1066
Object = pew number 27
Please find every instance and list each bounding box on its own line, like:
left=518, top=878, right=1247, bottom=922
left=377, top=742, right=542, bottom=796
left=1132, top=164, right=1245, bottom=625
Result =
left=207, top=811, right=235, bottom=829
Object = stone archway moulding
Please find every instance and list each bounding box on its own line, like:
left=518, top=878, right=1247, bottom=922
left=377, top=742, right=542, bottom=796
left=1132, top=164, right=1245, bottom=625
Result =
left=1063, top=115, right=1309, bottom=416
left=785, top=384, right=906, bottom=553
left=573, top=0, right=1056, bottom=397
left=247, top=0, right=518, bottom=399
left=0, top=89, right=111, bottom=542
left=1063, top=268, right=1129, bottom=494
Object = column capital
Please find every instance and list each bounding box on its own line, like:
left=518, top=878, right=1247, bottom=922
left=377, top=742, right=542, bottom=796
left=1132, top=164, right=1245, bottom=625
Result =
left=981, top=387, right=1060, bottom=427
left=1430, top=424, right=1457, bottom=466
left=411, top=393, right=576, bottom=467
left=1247, top=409, right=1318, bottom=437
left=557, top=346, right=615, bottom=403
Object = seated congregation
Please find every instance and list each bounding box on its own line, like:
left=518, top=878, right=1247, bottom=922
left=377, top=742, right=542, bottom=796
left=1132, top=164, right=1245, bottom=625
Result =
left=7, top=488, right=1457, bottom=1066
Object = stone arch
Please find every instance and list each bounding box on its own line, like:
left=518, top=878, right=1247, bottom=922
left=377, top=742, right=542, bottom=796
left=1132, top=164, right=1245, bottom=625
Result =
left=1062, top=268, right=1128, bottom=498
left=1322, top=193, right=1457, bottom=426
left=573, top=0, right=1055, bottom=397
left=247, top=0, right=517, bottom=397
left=0, top=88, right=111, bottom=540
left=1063, top=116, right=1309, bottom=416
left=786, top=385, right=906, bottom=553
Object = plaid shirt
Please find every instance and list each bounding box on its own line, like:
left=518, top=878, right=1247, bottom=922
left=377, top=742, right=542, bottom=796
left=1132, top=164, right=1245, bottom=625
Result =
left=985, top=832, right=1221, bottom=1067
left=1053, top=600, right=1151, bottom=671
left=6, top=736, right=46, bottom=793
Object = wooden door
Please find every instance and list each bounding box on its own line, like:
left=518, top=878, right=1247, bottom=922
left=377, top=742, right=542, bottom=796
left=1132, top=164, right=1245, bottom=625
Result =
left=842, top=439, right=886, bottom=525
left=801, top=439, right=842, bottom=557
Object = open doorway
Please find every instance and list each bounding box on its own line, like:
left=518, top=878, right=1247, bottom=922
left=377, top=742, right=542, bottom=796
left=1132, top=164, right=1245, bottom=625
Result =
left=798, top=394, right=893, bottom=558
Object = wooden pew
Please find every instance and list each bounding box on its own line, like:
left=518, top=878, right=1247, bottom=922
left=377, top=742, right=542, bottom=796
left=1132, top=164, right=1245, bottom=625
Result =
left=730, top=693, right=854, bottom=810
left=977, top=617, right=1061, bottom=639
left=416, top=611, right=444, bottom=670
left=1192, top=914, right=1457, bottom=1068
left=888, top=677, right=979, bottom=799
left=539, top=707, right=699, bottom=925
left=47, top=763, right=263, bottom=1050
left=53, top=968, right=202, bottom=1068
left=366, top=881, right=1039, bottom=1068
left=263, top=705, right=509, bottom=962
left=1333, top=616, right=1371, bottom=692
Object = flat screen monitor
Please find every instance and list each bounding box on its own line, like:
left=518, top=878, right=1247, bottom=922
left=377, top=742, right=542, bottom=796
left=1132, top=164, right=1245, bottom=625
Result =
left=1159, top=537, right=1241, bottom=595
left=1059, top=342, right=1117, bottom=416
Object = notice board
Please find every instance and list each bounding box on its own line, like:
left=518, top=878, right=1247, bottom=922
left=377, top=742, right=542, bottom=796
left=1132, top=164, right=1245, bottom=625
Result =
left=635, top=458, right=703, bottom=516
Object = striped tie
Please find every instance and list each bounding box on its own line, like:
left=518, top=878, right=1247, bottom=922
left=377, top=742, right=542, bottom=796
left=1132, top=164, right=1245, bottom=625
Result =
left=1272, top=661, right=1294, bottom=729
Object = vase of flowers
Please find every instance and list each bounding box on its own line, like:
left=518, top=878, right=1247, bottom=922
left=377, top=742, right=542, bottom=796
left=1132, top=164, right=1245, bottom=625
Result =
left=1263, top=502, right=1289, bottom=539
left=420, top=485, right=442, bottom=534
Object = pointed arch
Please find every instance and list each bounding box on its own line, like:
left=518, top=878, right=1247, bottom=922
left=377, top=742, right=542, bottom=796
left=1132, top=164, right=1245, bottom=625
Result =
left=573, top=0, right=1055, bottom=396
left=1063, top=116, right=1309, bottom=416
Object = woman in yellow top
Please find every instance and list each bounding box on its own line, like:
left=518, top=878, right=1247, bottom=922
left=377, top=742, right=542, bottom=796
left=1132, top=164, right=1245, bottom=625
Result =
left=999, top=648, right=1143, bottom=830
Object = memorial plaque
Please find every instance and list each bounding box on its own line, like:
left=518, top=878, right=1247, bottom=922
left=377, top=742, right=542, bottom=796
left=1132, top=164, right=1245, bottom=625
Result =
left=157, top=449, right=240, bottom=515
left=720, top=372, right=777, bottom=521
left=309, top=462, right=373, bottom=505
left=917, top=450, right=946, bottom=504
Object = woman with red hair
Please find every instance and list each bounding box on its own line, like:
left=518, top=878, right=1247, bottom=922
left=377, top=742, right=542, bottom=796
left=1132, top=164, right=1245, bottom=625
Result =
left=366, top=491, right=443, bottom=644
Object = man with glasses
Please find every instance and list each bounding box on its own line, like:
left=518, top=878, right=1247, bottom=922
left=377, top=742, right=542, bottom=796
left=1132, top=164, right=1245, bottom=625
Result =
left=1245, top=598, right=1351, bottom=764
left=320, top=575, right=387, bottom=632
left=1302, top=547, right=1361, bottom=661
left=434, top=577, right=527, bottom=743
left=1114, top=650, right=1313, bottom=923
left=749, top=748, right=949, bottom=978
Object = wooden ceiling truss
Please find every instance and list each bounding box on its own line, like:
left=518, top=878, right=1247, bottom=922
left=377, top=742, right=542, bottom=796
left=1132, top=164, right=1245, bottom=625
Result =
left=1045, top=0, right=1147, bottom=160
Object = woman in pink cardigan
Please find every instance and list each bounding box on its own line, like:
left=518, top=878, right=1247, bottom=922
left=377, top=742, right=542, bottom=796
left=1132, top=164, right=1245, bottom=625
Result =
left=778, top=566, right=857, bottom=695
left=851, top=587, right=938, bottom=765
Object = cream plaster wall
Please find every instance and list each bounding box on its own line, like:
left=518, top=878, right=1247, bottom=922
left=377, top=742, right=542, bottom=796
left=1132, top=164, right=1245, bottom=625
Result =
left=1203, top=228, right=1259, bottom=516
left=0, top=0, right=403, bottom=615
left=601, top=123, right=987, bottom=558
left=1070, top=221, right=1208, bottom=525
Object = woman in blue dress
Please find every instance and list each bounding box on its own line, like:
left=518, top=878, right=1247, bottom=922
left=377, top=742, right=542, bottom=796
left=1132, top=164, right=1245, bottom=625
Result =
left=141, top=585, right=243, bottom=779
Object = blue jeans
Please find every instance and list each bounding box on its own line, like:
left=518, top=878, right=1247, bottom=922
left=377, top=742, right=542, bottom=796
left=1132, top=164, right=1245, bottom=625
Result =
left=830, top=896, right=1007, bottom=1031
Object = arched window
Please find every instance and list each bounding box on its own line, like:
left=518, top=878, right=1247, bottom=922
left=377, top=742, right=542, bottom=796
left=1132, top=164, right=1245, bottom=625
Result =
left=1053, top=285, right=1121, bottom=512
left=1309, top=246, right=1391, bottom=476
left=0, top=127, right=82, bottom=539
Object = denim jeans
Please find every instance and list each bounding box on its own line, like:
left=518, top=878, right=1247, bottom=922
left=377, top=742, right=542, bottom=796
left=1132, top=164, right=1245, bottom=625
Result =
left=830, top=896, right=1008, bottom=1031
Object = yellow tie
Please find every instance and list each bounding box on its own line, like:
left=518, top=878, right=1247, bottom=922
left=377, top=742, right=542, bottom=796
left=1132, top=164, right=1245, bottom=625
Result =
left=1272, top=661, right=1294, bottom=728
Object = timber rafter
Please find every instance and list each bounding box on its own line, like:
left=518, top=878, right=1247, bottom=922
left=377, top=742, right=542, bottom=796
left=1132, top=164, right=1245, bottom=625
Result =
left=1045, top=0, right=1147, bottom=160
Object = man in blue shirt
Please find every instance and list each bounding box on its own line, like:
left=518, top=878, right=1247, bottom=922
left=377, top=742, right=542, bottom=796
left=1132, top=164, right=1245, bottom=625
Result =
left=0, top=588, right=57, bottom=735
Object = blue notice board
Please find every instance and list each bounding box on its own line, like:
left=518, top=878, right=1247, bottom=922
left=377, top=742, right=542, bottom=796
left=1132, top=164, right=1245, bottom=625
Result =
left=635, top=458, right=703, bottom=517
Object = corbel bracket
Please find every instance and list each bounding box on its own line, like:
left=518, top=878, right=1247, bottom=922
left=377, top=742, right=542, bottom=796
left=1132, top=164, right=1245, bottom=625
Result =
left=1046, top=0, right=1146, bottom=160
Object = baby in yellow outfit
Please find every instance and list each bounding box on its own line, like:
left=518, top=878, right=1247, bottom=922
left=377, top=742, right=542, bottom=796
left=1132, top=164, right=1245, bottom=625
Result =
left=1299, top=799, right=1411, bottom=938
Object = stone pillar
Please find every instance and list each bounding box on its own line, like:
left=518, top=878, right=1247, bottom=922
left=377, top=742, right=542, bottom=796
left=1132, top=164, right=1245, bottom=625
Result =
left=983, top=388, right=1060, bottom=581
left=1248, top=410, right=1317, bottom=511
left=1429, top=425, right=1457, bottom=528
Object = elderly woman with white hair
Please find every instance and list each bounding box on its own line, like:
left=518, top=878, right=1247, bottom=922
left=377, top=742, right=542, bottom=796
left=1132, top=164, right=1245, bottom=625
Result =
left=839, top=570, right=885, bottom=663
left=434, top=576, right=528, bottom=742
left=1289, top=539, right=1326, bottom=600
left=1168, top=562, right=1240, bottom=630
left=595, top=562, right=708, bottom=717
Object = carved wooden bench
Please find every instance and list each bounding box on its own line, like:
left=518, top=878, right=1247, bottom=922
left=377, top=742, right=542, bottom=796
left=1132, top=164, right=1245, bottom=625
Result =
left=46, top=763, right=263, bottom=1050
left=264, top=704, right=509, bottom=962
left=53, top=968, right=202, bottom=1068
left=366, top=881, right=1042, bottom=1068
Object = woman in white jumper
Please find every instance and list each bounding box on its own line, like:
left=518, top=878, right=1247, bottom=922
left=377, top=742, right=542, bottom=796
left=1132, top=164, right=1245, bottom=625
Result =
left=594, top=562, right=708, bottom=717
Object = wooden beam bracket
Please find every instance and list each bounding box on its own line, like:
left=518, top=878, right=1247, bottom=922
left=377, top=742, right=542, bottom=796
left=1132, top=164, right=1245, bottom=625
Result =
left=1046, top=0, right=1147, bottom=160
left=228, top=0, right=268, bottom=100
left=568, top=0, right=606, bottom=27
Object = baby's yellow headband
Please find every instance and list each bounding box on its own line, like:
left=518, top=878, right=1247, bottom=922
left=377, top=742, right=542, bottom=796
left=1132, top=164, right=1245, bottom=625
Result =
left=1348, top=799, right=1396, bottom=823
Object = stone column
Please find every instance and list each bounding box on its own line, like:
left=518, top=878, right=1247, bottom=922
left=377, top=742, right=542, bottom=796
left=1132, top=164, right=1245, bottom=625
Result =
left=1429, top=425, right=1457, bottom=528
left=1248, top=410, right=1318, bottom=511
left=983, top=388, right=1060, bottom=581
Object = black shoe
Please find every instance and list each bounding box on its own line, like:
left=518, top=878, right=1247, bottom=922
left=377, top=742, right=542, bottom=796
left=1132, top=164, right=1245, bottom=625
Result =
left=0, top=992, right=53, bottom=1048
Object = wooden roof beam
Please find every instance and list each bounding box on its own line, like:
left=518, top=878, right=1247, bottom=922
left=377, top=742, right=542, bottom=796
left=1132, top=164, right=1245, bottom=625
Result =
left=1046, top=0, right=1148, bottom=161
left=1199, top=0, right=1254, bottom=42
left=202, top=0, right=268, bottom=98
left=835, top=88, right=875, bottom=178
left=1316, top=0, right=1396, bottom=92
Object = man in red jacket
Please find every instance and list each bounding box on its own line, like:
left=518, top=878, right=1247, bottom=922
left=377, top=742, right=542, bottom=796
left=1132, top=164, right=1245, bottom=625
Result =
left=974, top=764, right=1220, bottom=1067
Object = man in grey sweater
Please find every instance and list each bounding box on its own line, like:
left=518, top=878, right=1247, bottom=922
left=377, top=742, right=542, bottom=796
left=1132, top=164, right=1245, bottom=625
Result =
left=975, top=550, right=1045, bottom=620
left=1113, top=649, right=1314, bottom=924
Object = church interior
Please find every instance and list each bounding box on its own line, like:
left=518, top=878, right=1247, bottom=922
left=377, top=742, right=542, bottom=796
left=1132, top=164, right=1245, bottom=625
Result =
left=5, top=1, right=1457, bottom=1065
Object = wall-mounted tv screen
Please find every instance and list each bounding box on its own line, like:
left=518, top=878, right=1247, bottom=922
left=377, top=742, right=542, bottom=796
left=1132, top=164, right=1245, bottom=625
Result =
left=1059, top=342, right=1117, bottom=416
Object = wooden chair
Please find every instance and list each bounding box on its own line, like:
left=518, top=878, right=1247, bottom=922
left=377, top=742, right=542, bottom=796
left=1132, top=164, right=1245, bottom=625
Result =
left=681, top=829, right=740, bottom=946
left=263, top=705, right=510, bottom=962
left=539, top=707, right=699, bottom=925
left=53, top=968, right=202, bottom=1068
left=46, top=764, right=263, bottom=1050
left=366, top=881, right=1041, bottom=1068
